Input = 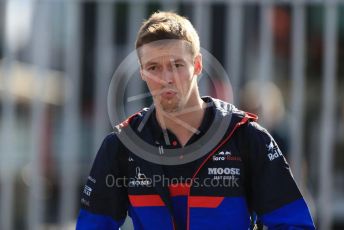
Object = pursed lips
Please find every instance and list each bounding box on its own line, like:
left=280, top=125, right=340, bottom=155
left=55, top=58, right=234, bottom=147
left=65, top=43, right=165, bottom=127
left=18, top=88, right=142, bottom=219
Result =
left=160, top=88, right=178, bottom=98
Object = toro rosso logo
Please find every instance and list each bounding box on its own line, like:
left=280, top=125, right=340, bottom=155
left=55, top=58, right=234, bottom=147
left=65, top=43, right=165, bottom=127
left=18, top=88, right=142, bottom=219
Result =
left=212, top=150, right=242, bottom=161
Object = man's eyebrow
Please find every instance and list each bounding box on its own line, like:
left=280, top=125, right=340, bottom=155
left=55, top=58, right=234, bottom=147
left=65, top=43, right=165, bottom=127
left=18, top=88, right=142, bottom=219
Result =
left=142, top=61, right=158, bottom=67
left=142, top=58, right=186, bottom=67
left=170, top=58, right=186, bottom=63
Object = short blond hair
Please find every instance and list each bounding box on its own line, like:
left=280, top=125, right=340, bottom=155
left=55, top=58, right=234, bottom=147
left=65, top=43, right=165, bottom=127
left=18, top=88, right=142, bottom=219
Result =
left=135, top=11, right=200, bottom=57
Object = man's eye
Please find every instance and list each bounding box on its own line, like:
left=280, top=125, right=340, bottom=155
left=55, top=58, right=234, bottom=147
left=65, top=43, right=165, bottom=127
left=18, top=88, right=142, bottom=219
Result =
left=174, top=63, right=184, bottom=68
left=147, top=66, right=156, bottom=71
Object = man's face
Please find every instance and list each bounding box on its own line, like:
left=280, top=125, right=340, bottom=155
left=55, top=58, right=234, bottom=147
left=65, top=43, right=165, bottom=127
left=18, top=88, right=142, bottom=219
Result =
left=139, top=40, right=202, bottom=113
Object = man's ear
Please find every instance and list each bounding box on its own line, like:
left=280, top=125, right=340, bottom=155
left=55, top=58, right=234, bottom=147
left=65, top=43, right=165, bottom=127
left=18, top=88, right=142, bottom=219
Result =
left=193, top=54, right=202, bottom=76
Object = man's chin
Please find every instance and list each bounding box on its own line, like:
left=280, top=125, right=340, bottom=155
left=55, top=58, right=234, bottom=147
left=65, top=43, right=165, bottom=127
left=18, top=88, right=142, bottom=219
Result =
left=159, top=100, right=180, bottom=113
left=153, top=96, right=182, bottom=113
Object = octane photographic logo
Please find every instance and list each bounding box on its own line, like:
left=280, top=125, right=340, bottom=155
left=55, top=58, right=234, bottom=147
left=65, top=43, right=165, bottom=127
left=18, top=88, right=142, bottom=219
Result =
left=108, top=39, right=233, bottom=165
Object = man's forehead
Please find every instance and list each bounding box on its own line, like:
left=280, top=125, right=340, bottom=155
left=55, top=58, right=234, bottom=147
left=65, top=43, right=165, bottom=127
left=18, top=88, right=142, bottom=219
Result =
left=139, top=40, right=193, bottom=64
left=142, top=55, right=187, bottom=65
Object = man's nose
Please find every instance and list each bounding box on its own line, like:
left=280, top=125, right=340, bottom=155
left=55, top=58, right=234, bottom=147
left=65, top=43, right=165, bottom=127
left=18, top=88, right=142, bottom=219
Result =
left=161, top=67, right=175, bottom=84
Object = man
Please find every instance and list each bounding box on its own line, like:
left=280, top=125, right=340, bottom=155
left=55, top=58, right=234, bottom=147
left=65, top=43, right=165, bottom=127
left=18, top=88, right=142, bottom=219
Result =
left=76, top=11, right=315, bottom=229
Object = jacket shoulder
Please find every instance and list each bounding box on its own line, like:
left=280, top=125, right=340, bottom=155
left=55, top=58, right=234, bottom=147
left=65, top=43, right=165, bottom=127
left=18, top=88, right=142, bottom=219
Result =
left=113, top=108, right=150, bottom=134
left=209, top=97, right=257, bottom=122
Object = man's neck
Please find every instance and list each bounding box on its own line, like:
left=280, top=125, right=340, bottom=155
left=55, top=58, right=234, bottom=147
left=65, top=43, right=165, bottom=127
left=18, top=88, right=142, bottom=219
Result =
left=155, top=97, right=206, bottom=147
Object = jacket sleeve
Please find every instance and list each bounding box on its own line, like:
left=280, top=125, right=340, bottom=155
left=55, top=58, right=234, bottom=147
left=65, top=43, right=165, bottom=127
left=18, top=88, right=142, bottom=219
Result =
left=240, top=121, right=315, bottom=229
left=76, top=133, right=129, bottom=230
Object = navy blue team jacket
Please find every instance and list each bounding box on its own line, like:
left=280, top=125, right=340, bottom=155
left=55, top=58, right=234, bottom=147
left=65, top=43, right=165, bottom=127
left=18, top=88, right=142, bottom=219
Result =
left=76, top=97, right=315, bottom=230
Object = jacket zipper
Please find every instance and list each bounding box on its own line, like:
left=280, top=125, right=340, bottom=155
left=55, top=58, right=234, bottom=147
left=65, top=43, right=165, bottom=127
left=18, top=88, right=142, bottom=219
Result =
left=186, top=115, right=251, bottom=230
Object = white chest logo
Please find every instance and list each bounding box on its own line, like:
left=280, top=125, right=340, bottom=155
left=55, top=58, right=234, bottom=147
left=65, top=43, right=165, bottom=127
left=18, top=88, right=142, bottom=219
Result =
left=129, top=167, right=152, bottom=186
left=218, top=151, right=231, bottom=156
left=212, top=150, right=240, bottom=161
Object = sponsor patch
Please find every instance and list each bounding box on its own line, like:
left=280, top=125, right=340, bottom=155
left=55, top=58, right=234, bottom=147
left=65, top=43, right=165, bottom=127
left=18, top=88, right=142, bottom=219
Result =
left=208, top=167, right=240, bottom=175
left=83, top=185, right=92, bottom=197
left=266, top=140, right=283, bottom=161
left=129, top=167, right=152, bottom=186
left=212, top=155, right=242, bottom=162
left=212, top=150, right=241, bottom=161
left=88, top=176, right=96, bottom=184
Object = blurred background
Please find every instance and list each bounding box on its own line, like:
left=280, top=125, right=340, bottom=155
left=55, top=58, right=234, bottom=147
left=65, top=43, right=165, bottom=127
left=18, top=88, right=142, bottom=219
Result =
left=0, top=0, right=343, bottom=229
